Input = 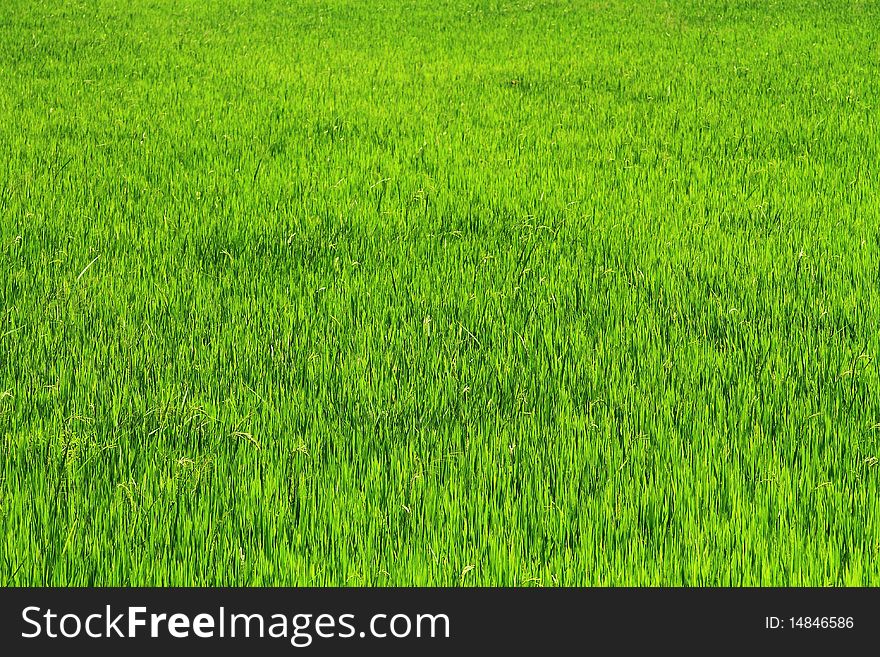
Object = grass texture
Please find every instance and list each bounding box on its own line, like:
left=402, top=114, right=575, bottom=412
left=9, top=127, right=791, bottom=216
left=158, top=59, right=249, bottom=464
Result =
left=1, top=0, right=880, bottom=585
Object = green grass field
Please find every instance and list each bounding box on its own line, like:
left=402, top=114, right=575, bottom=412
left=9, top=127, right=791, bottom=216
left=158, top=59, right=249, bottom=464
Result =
left=2, top=0, right=879, bottom=586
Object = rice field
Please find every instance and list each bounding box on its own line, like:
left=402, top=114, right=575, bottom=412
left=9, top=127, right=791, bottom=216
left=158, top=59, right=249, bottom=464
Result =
left=1, top=0, right=879, bottom=586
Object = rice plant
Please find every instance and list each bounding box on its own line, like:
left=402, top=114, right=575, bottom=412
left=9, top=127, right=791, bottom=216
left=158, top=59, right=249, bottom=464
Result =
left=1, top=0, right=879, bottom=585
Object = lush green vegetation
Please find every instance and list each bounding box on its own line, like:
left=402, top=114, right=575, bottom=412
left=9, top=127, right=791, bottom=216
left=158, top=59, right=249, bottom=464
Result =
left=1, top=0, right=879, bottom=585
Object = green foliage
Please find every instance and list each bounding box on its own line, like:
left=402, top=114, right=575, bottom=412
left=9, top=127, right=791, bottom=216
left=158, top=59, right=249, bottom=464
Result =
left=1, top=0, right=879, bottom=585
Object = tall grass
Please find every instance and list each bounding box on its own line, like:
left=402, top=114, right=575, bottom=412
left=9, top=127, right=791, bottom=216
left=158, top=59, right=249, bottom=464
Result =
left=1, top=0, right=879, bottom=585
